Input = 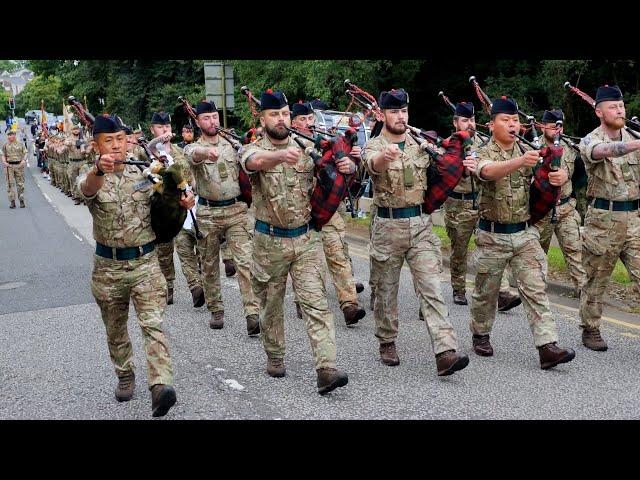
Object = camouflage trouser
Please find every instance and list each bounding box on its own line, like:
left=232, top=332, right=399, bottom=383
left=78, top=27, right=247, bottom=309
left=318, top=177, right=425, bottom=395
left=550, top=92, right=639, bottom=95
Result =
left=369, top=213, right=458, bottom=355
left=5, top=165, right=25, bottom=202
left=198, top=202, right=258, bottom=316
left=220, top=235, right=232, bottom=262
left=61, top=162, right=71, bottom=194
left=536, top=199, right=586, bottom=290
left=443, top=198, right=513, bottom=293
left=91, top=251, right=173, bottom=388
left=175, top=228, right=202, bottom=291
left=156, top=240, right=175, bottom=290
left=470, top=227, right=559, bottom=347
left=49, top=159, right=58, bottom=186
left=252, top=228, right=337, bottom=369
left=574, top=185, right=588, bottom=225
left=580, top=207, right=640, bottom=330
left=368, top=204, right=379, bottom=298
left=67, top=160, right=84, bottom=200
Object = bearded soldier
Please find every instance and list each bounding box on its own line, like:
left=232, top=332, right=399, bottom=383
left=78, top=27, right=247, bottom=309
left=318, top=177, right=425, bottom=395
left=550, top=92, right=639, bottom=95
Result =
left=184, top=100, right=260, bottom=335
left=578, top=85, right=640, bottom=351
left=240, top=90, right=349, bottom=394
left=533, top=109, right=586, bottom=298
left=76, top=115, right=195, bottom=417
left=362, top=88, right=470, bottom=376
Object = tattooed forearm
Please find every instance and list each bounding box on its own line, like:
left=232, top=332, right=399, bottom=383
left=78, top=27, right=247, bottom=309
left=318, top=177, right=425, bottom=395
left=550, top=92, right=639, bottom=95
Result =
left=591, top=141, right=640, bottom=159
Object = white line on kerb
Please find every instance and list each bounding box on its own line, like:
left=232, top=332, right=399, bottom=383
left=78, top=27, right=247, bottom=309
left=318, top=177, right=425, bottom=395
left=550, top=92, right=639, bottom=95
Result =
left=43, top=193, right=52, bottom=204
left=73, top=233, right=83, bottom=242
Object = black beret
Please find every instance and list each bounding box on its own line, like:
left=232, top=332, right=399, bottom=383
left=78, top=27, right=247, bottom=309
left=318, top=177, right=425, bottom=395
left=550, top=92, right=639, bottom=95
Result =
left=595, top=85, right=623, bottom=104
left=150, top=111, right=171, bottom=125
left=182, top=123, right=194, bottom=130
left=92, top=114, right=124, bottom=135
left=195, top=100, right=217, bottom=115
left=541, top=109, right=564, bottom=123
left=309, top=98, right=329, bottom=110
left=291, top=101, right=313, bottom=118
left=260, top=89, right=288, bottom=110
left=491, top=96, right=518, bottom=115
left=454, top=102, right=474, bottom=118
left=379, top=89, right=409, bottom=109
left=122, top=125, right=133, bottom=135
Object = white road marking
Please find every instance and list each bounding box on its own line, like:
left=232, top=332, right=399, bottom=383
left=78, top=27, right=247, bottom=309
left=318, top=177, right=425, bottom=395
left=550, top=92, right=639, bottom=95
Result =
left=223, top=379, right=245, bottom=391
left=72, top=233, right=83, bottom=242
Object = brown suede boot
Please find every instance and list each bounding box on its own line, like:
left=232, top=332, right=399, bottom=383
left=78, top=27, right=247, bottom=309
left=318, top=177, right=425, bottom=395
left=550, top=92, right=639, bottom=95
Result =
left=246, top=314, right=260, bottom=336
left=343, top=305, right=366, bottom=326
left=538, top=342, right=576, bottom=369
left=190, top=285, right=205, bottom=308
left=150, top=384, right=177, bottom=417
left=317, top=368, right=348, bottom=395
left=379, top=342, right=400, bottom=366
left=9, top=200, right=16, bottom=209
left=19, top=199, right=25, bottom=208
left=223, top=259, right=236, bottom=277
left=115, top=372, right=135, bottom=402
left=267, top=357, right=285, bottom=377
left=436, top=350, right=470, bottom=376
left=209, top=311, right=224, bottom=329
left=498, top=291, right=521, bottom=312
left=472, top=334, right=494, bottom=356
left=582, top=328, right=608, bottom=351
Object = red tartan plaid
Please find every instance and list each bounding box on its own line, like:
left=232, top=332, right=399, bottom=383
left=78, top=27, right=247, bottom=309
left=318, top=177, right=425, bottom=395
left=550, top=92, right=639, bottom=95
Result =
left=529, top=145, right=562, bottom=224
left=310, top=128, right=359, bottom=230
left=423, top=130, right=472, bottom=214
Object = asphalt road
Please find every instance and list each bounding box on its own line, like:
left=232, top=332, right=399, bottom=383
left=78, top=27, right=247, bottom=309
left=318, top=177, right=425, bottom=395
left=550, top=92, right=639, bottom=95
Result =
left=1, top=160, right=639, bottom=420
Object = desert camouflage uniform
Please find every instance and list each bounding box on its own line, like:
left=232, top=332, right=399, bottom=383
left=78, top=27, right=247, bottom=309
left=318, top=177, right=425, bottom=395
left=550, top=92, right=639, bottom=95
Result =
left=2, top=141, right=27, bottom=202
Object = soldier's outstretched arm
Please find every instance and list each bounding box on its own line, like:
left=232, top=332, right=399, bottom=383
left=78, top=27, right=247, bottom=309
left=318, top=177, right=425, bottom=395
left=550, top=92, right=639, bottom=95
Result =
left=590, top=139, right=640, bottom=160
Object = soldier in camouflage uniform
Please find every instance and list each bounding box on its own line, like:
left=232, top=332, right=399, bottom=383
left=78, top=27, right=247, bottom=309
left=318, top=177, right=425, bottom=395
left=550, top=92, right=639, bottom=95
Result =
left=240, top=90, right=348, bottom=394
left=578, top=85, right=640, bottom=351
left=533, top=110, right=586, bottom=297
left=443, top=102, right=521, bottom=310
left=468, top=96, right=575, bottom=369
left=2, top=131, right=28, bottom=208
left=289, top=101, right=366, bottom=325
left=65, top=125, right=87, bottom=205
left=59, top=134, right=72, bottom=197
left=76, top=115, right=194, bottom=417
left=184, top=100, right=260, bottom=335
left=148, top=112, right=186, bottom=305
left=173, top=124, right=205, bottom=308
left=362, top=88, right=469, bottom=376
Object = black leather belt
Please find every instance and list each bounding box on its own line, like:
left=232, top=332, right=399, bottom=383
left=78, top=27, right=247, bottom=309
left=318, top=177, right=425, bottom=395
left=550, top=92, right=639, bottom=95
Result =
left=95, top=241, right=155, bottom=260
left=558, top=196, right=571, bottom=206
left=198, top=195, right=243, bottom=207
left=592, top=198, right=639, bottom=211
left=7, top=161, right=21, bottom=165
left=448, top=191, right=477, bottom=201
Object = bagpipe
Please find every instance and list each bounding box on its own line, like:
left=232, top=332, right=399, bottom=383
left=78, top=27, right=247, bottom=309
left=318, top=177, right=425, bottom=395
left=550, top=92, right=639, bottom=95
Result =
left=469, top=76, right=563, bottom=224
left=68, top=95, right=197, bottom=243
left=437, top=89, right=483, bottom=209
left=178, top=95, right=252, bottom=207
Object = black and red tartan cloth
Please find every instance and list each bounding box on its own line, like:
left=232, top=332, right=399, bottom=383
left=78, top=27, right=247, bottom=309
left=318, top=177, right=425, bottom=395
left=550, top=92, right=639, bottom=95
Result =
left=238, top=169, right=252, bottom=208
left=529, top=145, right=563, bottom=224
left=422, top=130, right=472, bottom=214
left=310, top=127, right=359, bottom=231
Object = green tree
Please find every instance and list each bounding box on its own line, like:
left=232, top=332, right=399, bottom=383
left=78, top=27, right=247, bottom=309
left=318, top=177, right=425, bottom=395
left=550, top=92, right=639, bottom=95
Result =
left=14, top=75, right=62, bottom=117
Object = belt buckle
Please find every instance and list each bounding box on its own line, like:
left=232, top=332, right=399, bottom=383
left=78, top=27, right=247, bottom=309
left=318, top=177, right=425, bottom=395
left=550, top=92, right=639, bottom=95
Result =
left=138, top=246, right=144, bottom=257
left=269, top=224, right=275, bottom=236
left=112, top=247, right=118, bottom=259
left=389, top=208, right=394, bottom=219
left=490, top=221, right=495, bottom=233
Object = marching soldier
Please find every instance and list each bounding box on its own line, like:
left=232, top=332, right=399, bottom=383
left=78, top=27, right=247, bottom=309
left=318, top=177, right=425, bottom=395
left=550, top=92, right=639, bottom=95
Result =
left=534, top=110, right=586, bottom=297
left=361, top=88, right=470, bottom=376
left=467, top=96, right=575, bottom=369
left=240, top=90, right=349, bottom=394
left=148, top=112, right=187, bottom=305
left=76, top=114, right=195, bottom=417
left=2, top=131, right=28, bottom=208
left=290, top=100, right=366, bottom=326
left=65, top=125, right=87, bottom=205
left=443, top=102, right=521, bottom=310
left=184, top=100, right=260, bottom=335
left=578, top=85, right=640, bottom=351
